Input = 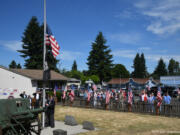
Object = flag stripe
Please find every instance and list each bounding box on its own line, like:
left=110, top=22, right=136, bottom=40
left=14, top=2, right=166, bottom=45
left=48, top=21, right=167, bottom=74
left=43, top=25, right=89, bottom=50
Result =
left=45, top=28, right=60, bottom=58
left=51, top=43, right=60, bottom=53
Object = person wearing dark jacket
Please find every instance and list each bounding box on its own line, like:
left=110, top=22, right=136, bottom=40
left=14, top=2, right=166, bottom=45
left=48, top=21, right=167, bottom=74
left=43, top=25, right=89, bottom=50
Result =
left=46, top=95, right=55, bottom=128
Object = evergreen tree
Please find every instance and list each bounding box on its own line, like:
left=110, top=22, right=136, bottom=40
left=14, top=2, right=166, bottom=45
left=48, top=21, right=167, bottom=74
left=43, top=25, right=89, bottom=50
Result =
left=18, top=16, right=59, bottom=70
left=140, top=53, right=147, bottom=78
left=168, top=58, right=180, bottom=75
left=168, top=58, right=176, bottom=75
left=111, top=64, right=130, bottom=78
left=18, top=16, right=43, bottom=69
left=87, top=32, right=113, bottom=82
left=72, top=60, right=77, bottom=71
left=132, top=53, right=141, bottom=78
left=17, top=63, right=22, bottom=69
left=153, top=58, right=167, bottom=79
left=132, top=53, right=147, bottom=78
left=9, top=60, right=17, bottom=68
left=174, top=61, right=180, bottom=74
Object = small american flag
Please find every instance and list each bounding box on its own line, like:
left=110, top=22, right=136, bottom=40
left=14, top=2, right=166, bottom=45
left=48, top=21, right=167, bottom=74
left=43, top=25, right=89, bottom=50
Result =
left=157, top=86, right=162, bottom=107
left=63, top=91, right=66, bottom=99
left=46, top=25, right=60, bottom=58
left=92, top=84, right=97, bottom=91
left=70, top=90, right=75, bottom=102
left=54, top=85, right=58, bottom=97
left=128, top=86, right=133, bottom=105
left=147, top=85, right=151, bottom=91
left=87, top=91, right=91, bottom=101
left=106, top=91, right=111, bottom=104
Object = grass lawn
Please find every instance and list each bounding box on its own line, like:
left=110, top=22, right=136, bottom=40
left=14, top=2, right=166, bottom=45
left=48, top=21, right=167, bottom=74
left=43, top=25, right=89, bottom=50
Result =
left=55, top=105, right=180, bottom=135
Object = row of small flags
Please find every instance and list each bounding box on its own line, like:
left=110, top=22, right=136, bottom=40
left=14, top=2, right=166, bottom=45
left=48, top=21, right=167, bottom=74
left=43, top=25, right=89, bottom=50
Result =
left=0, top=88, right=18, bottom=96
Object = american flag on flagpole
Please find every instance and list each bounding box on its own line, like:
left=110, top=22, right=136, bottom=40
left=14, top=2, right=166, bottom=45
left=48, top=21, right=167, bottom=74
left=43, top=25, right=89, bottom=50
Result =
left=46, top=25, right=60, bottom=58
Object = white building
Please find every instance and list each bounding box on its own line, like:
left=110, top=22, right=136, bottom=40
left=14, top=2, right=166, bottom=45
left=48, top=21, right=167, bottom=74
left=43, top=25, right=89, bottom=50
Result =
left=67, top=78, right=81, bottom=89
left=160, top=76, right=180, bottom=87
left=0, top=66, right=68, bottom=99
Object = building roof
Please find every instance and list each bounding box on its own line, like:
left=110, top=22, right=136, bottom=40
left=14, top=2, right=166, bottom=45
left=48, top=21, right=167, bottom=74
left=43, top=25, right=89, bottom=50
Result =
left=108, top=78, right=159, bottom=84
left=1, top=66, right=68, bottom=81
left=68, top=78, right=81, bottom=82
left=108, top=78, right=129, bottom=84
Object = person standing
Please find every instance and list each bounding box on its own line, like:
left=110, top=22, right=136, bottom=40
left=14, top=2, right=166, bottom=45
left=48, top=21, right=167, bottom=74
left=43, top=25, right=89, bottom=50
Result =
left=105, top=90, right=111, bottom=110
left=178, top=88, right=180, bottom=102
left=128, top=86, right=133, bottom=112
left=35, top=91, right=40, bottom=108
left=163, top=92, right=171, bottom=105
left=86, top=90, right=91, bottom=107
left=28, top=95, right=32, bottom=109
left=163, top=92, right=171, bottom=115
left=141, top=90, right=148, bottom=112
left=20, top=91, right=27, bottom=98
left=156, top=87, right=162, bottom=115
left=62, top=90, right=66, bottom=106
left=148, top=93, right=155, bottom=113
left=69, top=90, right=75, bottom=106
left=93, top=91, right=97, bottom=107
left=46, top=95, right=55, bottom=128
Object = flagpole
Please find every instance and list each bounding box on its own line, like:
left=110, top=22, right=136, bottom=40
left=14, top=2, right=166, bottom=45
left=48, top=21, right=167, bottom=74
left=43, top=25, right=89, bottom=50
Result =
left=42, top=0, right=46, bottom=128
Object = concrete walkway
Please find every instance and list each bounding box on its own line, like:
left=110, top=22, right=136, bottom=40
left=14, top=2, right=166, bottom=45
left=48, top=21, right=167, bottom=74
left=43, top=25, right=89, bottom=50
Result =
left=39, top=121, right=90, bottom=135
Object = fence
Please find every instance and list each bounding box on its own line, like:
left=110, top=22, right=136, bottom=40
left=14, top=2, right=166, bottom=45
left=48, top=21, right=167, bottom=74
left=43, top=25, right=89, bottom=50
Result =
left=60, top=98, right=180, bottom=118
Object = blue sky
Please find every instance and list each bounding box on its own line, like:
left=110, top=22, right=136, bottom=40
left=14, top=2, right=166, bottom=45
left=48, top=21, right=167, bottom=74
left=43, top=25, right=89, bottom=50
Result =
left=0, top=0, right=180, bottom=73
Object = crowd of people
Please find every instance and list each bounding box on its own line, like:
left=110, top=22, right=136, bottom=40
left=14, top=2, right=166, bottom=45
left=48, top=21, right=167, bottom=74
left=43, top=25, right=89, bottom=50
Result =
left=17, top=85, right=180, bottom=128
left=61, top=85, right=180, bottom=115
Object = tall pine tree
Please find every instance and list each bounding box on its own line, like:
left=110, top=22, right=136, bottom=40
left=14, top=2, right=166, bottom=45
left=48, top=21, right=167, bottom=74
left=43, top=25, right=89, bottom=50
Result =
left=132, top=53, right=141, bottom=78
left=18, top=16, right=59, bottom=71
left=17, top=64, right=22, bottom=69
left=9, top=60, right=17, bottom=69
left=140, top=53, right=147, bottom=78
left=168, top=58, right=180, bottom=75
left=87, top=32, right=113, bottom=82
left=153, top=58, right=167, bottom=79
left=18, top=16, right=43, bottom=69
left=174, top=61, right=180, bottom=74
left=168, top=58, right=176, bottom=75
left=72, top=60, right=77, bottom=71
left=132, top=53, right=147, bottom=78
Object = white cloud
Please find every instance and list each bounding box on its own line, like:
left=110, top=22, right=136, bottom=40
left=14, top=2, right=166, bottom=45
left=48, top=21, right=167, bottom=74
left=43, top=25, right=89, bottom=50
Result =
left=59, top=50, right=83, bottom=61
left=135, top=0, right=180, bottom=35
left=113, top=49, right=180, bottom=62
left=0, top=40, right=22, bottom=51
left=146, top=54, right=180, bottom=62
left=138, top=47, right=151, bottom=51
left=114, top=10, right=136, bottom=19
left=112, top=50, right=136, bottom=58
left=109, top=32, right=142, bottom=44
